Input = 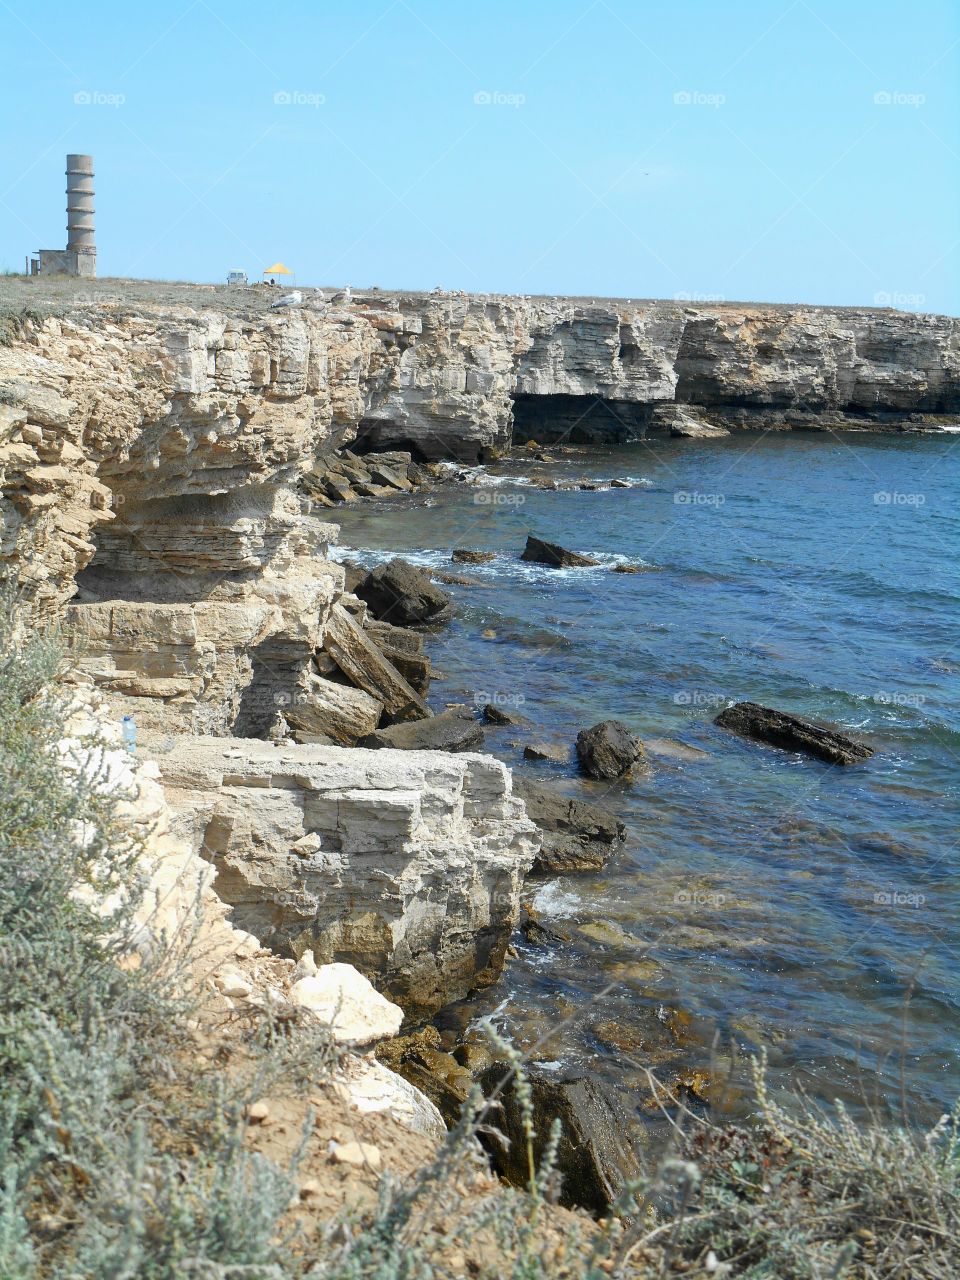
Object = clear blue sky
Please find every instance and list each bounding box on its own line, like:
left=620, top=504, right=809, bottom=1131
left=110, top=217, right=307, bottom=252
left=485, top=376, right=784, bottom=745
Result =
left=1, top=0, right=957, bottom=312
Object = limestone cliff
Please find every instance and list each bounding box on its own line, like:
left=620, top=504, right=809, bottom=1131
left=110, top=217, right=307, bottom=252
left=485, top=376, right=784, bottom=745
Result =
left=0, top=280, right=955, bottom=1013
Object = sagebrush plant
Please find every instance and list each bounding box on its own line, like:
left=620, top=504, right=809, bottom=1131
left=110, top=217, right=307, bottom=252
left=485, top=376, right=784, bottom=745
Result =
left=0, top=591, right=318, bottom=1278
left=1, top=587, right=957, bottom=1279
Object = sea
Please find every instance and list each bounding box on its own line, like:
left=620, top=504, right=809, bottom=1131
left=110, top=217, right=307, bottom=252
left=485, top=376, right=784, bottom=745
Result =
left=331, top=430, right=959, bottom=1122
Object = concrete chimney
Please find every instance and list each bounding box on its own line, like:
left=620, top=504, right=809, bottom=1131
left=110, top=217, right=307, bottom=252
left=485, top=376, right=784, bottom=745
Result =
left=65, top=154, right=96, bottom=273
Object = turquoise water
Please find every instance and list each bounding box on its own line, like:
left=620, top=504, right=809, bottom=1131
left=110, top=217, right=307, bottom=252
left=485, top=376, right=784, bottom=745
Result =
left=332, top=432, right=959, bottom=1118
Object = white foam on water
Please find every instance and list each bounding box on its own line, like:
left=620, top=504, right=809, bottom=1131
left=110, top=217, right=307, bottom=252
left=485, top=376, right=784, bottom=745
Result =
left=531, top=879, right=582, bottom=918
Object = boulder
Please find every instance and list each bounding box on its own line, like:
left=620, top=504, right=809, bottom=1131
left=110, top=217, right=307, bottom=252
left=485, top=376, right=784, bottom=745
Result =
left=289, top=962, right=404, bottom=1047
left=367, top=461, right=412, bottom=491
left=452, top=549, right=496, bottom=564
left=321, top=471, right=357, bottom=503
left=284, top=675, right=383, bottom=746
left=479, top=1066, right=643, bottom=1213
left=512, top=776, right=626, bottom=874
left=521, top=535, right=600, bottom=569
left=363, top=706, right=484, bottom=753
left=356, top=558, right=453, bottom=627
left=714, top=702, right=873, bottom=765
left=576, top=720, right=644, bottom=779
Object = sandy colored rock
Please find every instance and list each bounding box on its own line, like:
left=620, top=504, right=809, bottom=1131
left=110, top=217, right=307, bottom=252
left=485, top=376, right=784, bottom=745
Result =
left=289, top=963, right=404, bottom=1047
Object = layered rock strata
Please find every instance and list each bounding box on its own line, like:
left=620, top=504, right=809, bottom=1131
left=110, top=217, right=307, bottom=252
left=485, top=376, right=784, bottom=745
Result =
left=150, top=734, right=539, bottom=1017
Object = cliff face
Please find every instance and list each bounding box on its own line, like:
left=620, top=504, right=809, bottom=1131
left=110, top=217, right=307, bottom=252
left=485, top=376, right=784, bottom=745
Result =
left=0, top=283, right=955, bottom=1012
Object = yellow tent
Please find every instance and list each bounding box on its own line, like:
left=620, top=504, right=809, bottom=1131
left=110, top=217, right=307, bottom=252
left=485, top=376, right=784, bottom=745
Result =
left=263, top=262, right=293, bottom=277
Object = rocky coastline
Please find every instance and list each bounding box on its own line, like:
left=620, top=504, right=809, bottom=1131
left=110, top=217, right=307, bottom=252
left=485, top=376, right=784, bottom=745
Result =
left=0, top=280, right=951, bottom=1210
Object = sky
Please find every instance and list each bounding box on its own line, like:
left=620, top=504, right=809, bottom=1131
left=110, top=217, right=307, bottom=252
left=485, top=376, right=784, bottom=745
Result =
left=1, top=0, right=957, bottom=312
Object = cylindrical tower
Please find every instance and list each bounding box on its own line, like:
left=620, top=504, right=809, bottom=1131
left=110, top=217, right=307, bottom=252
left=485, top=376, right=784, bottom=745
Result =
left=66, top=154, right=95, bottom=252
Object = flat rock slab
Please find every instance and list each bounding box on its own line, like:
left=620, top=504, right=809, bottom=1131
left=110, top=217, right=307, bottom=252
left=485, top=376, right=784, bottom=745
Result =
left=714, top=701, right=873, bottom=765
left=323, top=603, right=430, bottom=721
left=513, top=776, right=625, bottom=874
left=452, top=549, right=496, bottom=564
left=521, top=535, right=600, bottom=568
left=363, top=705, right=484, bottom=753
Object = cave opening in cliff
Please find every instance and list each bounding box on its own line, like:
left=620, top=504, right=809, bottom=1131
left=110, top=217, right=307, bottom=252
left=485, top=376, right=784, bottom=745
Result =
left=510, top=394, right=652, bottom=447
left=350, top=421, right=431, bottom=462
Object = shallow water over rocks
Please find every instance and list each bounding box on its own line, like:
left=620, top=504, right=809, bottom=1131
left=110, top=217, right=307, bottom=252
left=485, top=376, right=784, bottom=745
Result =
left=333, top=431, right=959, bottom=1120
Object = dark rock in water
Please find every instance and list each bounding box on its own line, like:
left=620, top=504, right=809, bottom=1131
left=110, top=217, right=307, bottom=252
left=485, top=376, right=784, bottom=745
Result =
left=609, top=478, right=631, bottom=489
left=714, top=701, right=873, bottom=765
left=432, top=570, right=486, bottom=587
left=339, top=560, right=367, bottom=594
left=518, top=905, right=570, bottom=947
left=482, top=702, right=526, bottom=726
left=356, top=557, right=453, bottom=627
left=523, top=741, right=570, bottom=764
left=521, top=535, right=600, bottom=569
left=513, top=776, right=626, bottom=874
left=452, top=548, right=496, bottom=564
left=611, top=563, right=643, bottom=573
left=576, top=720, right=644, bottom=779
left=375, top=1027, right=473, bottom=1128
left=479, top=1065, right=643, bottom=1213
left=363, top=705, right=484, bottom=753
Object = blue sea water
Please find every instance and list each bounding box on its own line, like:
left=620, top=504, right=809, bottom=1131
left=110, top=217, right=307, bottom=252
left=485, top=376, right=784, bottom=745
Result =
left=332, top=431, right=959, bottom=1118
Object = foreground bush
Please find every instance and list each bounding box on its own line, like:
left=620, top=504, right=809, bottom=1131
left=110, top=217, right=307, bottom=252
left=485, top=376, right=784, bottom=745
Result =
left=0, top=596, right=956, bottom=1279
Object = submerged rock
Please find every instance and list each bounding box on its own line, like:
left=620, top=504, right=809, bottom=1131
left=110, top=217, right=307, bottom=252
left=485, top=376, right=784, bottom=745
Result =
left=523, top=741, right=571, bottom=764
left=451, top=549, right=496, bottom=564
left=363, top=705, right=484, bottom=753
left=576, top=720, right=644, bottom=779
left=479, top=1065, right=644, bottom=1213
left=356, top=558, right=453, bottom=627
left=520, top=535, right=600, bottom=569
left=714, top=701, right=873, bottom=765
left=482, top=702, right=527, bottom=726
left=512, top=776, right=626, bottom=874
